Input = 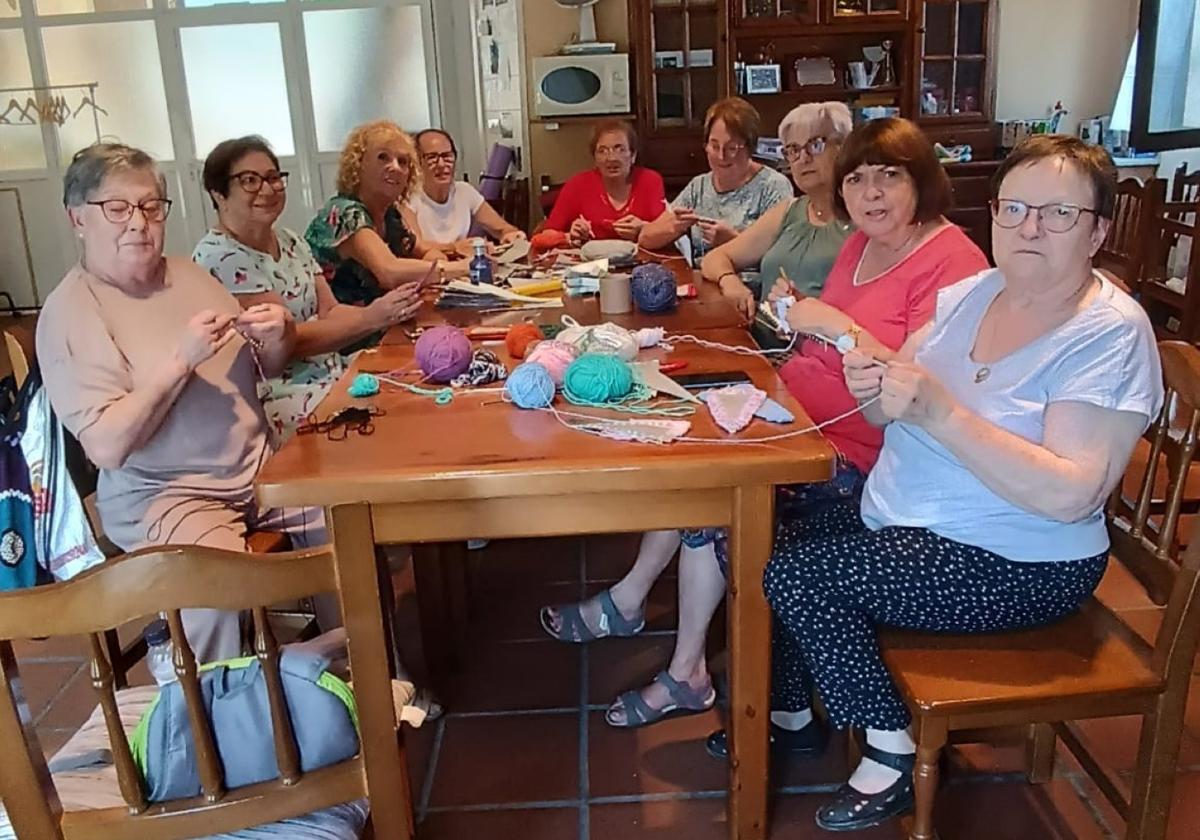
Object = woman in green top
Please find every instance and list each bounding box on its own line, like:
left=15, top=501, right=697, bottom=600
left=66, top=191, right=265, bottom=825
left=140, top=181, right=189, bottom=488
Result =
left=702, top=101, right=854, bottom=321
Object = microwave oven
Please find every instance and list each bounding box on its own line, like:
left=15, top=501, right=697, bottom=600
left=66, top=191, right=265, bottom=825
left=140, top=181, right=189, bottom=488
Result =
left=532, top=54, right=631, bottom=118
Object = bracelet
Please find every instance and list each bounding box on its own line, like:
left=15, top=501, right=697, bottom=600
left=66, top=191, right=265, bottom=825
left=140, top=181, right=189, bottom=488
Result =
left=715, top=271, right=739, bottom=285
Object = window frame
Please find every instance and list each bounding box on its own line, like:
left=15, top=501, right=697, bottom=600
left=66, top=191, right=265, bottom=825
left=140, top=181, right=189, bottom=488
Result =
left=1130, top=0, right=1200, bottom=151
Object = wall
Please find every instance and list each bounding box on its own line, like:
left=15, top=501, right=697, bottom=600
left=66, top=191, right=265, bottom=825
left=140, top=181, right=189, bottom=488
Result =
left=994, top=0, right=1139, bottom=135
left=520, top=0, right=629, bottom=217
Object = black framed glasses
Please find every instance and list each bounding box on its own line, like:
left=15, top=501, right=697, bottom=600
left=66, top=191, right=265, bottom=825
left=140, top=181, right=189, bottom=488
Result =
left=420, top=151, right=457, bottom=165
left=230, top=170, right=289, bottom=193
left=991, top=199, right=1097, bottom=234
left=782, top=136, right=828, bottom=162
left=86, top=198, right=172, bottom=224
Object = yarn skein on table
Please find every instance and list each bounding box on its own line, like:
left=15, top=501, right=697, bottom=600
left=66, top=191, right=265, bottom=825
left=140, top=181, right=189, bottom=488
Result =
left=505, top=322, right=544, bottom=359
left=630, top=263, right=678, bottom=313
left=563, top=354, right=635, bottom=404
left=525, top=339, right=578, bottom=386
left=506, top=362, right=557, bottom=409
left=415, top=325, right=473, bottom=383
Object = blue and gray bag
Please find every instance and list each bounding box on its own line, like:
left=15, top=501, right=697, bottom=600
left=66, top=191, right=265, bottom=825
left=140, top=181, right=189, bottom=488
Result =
left=129, top=649, right=359, bottom=802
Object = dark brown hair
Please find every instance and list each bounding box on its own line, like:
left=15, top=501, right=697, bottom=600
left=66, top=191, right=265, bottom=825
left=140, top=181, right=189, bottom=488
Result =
left=832, top=117, right=952, bottom=224
left=414, top=128, right=458, bottom=157
left=202, top=135, right=280, bottom=209
left=589, top=119, right=638, bottom=156
left=704, top=97, right=761, bottom=151
left=992, top=134, right=1117, bottom=220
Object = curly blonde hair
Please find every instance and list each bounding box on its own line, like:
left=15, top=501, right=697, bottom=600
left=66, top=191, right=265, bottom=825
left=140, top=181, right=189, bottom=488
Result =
left=336, top=120, right=421, bottom=201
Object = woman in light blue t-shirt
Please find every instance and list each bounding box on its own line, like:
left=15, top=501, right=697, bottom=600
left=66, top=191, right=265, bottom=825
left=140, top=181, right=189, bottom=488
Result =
left=763, top=136, right=1163, bottom=832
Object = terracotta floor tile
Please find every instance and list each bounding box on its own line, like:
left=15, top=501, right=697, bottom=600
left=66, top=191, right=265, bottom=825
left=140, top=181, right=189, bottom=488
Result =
left=933, top=778, right=1107, bottom=839
left=443, top=639, right=579, bottom=713
left=418, top=806, right=580, bottom=840
left=771, top=727, right=853, bottom=789
left=584, top=533, right=660, bottom=583
left=12, top=634, right=86, bottom=662
left=1164, top=771, right=1200, bottom=837
left=769, top=793, right=895, bottom=838
left=1184, top=675, right=1200, bottom=750
left=473, top=537, right=582, bottom=588
left=403, top=717, right=437, bottom=804
left=36, top=727, right=76, bottom=759
left=588, top=709, right=725, bottom=797
left=1073, top=713, right=1200, bottom=773
left=1095, top=560, right=1156, bottom=611
left=37, top=667, right=100, bottom=732
left=429, top=713, right=579, bottom=807
left=590, top=798, right=728, bottom=840
left=13, top=660, right=84, bottom=722
left=588, top=635, right=677, bottom=707
left=946, top=727, right=1030, bottom=776
left=471, top=581, right=585, bottom=643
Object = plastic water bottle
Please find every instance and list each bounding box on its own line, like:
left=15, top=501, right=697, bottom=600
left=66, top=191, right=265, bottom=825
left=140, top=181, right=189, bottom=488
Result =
left=144, top=619, right=177, bottom=687
left=469, top=238, right=493, bottom=285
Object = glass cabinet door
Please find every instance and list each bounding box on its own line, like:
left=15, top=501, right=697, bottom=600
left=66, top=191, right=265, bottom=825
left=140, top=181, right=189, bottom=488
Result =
left=738, top=0, right=818, bottom=25
left=828, top=0, right=905, bottom=20
left=651, top=0, right=723, bottom=129
left=917, top=0, right=990, bottom=119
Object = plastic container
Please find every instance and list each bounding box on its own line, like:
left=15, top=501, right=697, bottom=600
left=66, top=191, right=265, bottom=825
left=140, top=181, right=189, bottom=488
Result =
left=468, top=239, right=493, bottom=285
left=144, top=618, right=177, bottom=687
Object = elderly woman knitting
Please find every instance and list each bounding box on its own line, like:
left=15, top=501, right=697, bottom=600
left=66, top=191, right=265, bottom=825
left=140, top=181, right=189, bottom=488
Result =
left=37, top=143, right=333, bottom=663
left=540, top=118, right=988, bottom=732
left=766, top=135, right=1162, bottom=832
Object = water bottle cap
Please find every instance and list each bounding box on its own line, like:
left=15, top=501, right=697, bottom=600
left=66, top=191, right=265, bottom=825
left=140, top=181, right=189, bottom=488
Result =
left=473, top=237, right=487, bottom=254
left=143, top=618, right=170, bottom=647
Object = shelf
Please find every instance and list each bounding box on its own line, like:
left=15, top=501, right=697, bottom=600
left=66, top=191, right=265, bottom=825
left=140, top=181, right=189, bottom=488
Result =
left=653, top=66, right=718, bottom=75
left=746, top=84, right=901, bottom=98
left=733, top=19, right=908, bottom=36
left=530, top=113, right=637, bottom=125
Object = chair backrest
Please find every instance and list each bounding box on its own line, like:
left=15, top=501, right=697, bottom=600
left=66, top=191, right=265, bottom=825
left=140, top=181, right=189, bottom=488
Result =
left=1170, top=162, right=1200, bottom=208
left=4, top=326, right=32, bottom=388
left=501, top=175, right=531, bottom=234
left=1095, top=177, right=1166, bottom=290
left=1107, top=341, right=1200, bottom=684
left=0, top=545, right=373, bottom=840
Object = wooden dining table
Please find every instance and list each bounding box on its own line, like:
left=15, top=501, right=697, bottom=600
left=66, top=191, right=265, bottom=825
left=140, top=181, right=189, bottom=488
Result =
left=257, top=312, right=833, bottom=839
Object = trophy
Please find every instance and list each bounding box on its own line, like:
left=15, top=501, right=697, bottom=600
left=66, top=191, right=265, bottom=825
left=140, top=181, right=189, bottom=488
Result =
left=863, top=40, right=896, bottom=87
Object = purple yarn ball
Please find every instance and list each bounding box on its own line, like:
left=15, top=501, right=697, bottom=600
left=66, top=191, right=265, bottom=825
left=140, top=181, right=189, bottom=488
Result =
left=415, top=326, right=472, bottom=383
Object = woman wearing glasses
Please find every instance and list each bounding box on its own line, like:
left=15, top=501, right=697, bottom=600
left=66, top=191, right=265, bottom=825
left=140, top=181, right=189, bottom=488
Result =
left=697, top=102, right=855, bottom=322
left=409, top=128, right=525, bottom=256
left=305, top=120, right=467, bottom=309
left=763, top=135, right=1161, bottom=832
left=540, top=117, right=988, bottom=733
left=638, top=97, right=792, bottom=257
left=36, top=142, right=334, bottom=663
left=194, top=136, right=418, bottom=443
left=543, top=119, right=665, bottom=245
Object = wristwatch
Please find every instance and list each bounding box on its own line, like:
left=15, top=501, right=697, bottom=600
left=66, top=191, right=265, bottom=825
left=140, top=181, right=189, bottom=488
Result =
left=835, top=322, right=863, bottom=354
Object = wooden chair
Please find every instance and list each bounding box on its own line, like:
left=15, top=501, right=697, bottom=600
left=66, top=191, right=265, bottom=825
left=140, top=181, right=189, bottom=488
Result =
left=1169, top=162, right=1200, bottom=209
left=1095, top=177, right=1166, bottom=295
left=1137, top=198, right=1200, bottom=342
left=0, top=543, right=414, bottom=839
left=2, top=328, right=306, bottom=688
left=500, top=175, right=531, bottom=235
left=879, top=339, right=1200, bottom=840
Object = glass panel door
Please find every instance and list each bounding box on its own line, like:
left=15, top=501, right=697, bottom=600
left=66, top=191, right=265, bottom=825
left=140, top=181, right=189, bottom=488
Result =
left=918, top=0, right=988, bottom=119
left=650, top=0, right=722, bottom=130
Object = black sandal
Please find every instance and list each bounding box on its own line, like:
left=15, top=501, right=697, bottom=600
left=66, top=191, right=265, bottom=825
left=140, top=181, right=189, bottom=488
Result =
left=815, top=735, right=915, bottom=833
left=703, top=716, right=828, bottom=760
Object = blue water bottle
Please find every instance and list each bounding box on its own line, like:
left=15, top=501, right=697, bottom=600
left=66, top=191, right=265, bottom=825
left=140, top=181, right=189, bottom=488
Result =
left=469, top=239, right=493, bottom=285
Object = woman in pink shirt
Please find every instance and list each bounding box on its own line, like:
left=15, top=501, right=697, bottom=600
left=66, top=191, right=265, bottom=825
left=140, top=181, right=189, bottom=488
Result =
left=540, top=118, right=988, bottom=735
left=543, top=120, right=666, bottom=245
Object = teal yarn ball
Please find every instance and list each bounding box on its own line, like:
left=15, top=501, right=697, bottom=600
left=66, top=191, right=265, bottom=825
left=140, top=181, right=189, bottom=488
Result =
left=563, top=353, right=634, bottom=403
left=348, top=373, right=380, bottom=397
left=505, top=362, right=557, bottom=409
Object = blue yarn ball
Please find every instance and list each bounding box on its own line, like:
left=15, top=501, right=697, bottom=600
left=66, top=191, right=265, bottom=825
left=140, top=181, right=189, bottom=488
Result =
left=563, top=354, right=634, bottom=403
left=505, top=362, right=557, bottom=409
left=348, top=373, right=380, bottom=397
left=630, top=263, right=678, bottom=313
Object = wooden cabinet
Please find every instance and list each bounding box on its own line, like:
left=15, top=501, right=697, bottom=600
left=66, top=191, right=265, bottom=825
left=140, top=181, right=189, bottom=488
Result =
left=825, top=0, right=908, bottom=24
left=911, top=0, right=996, bottom=125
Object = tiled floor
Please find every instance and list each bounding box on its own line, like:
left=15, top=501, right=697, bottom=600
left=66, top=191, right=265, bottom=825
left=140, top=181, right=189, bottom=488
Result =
left=14, top=531, right=1200, bottom=839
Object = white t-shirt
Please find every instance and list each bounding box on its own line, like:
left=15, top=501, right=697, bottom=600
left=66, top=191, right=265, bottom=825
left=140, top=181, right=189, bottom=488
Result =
left=861, top=268, right=1163, bottom=563
left=409, top=181, right=486, bottom=244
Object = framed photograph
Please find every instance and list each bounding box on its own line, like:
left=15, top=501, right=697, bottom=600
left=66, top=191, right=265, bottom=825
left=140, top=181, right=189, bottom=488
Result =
left=790, top=57, right=837, bottom=88
left=745, top=64, right=782, bottom=95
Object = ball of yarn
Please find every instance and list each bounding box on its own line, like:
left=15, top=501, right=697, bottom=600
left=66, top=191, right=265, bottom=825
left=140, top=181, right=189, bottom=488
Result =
left=348, top=372, right=380, bottom=398
left=415, top=325, right=472, bottom=383
left=630, top=263, right=678, bottom=313
left=563, top=354, right=634, bottom=404
left=557, top=321, right=639, bottom=361
left=505, top=362, right=557, bottom=409
left=505, top=322, right=544, bottom=359
left=525, top=339, right=578, bottom=386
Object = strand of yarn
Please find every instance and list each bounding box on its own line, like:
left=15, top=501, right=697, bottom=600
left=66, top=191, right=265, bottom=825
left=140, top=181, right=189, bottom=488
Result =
left=376, top=374, right=454, bottom=406
left=630, top=263, right=678, bottom=313
left=665, top=330, right=800, bottom=358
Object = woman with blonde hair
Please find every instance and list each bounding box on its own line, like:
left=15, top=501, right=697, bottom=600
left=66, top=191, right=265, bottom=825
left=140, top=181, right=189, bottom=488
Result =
left=638, top=96, right=792, bottom=256
left=305, top=120, right=466, bottom=307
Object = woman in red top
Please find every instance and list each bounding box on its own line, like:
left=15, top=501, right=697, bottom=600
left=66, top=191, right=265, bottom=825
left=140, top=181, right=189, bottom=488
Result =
left=541, top=118, right=989, bottom=736
left=543, top=119, right=666, bottom=245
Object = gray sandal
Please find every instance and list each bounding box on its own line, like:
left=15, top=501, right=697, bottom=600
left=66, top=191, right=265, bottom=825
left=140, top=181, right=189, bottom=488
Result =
left=539, top=589, right=645, bottom=643
left=605, top=670, right=717, bottom=729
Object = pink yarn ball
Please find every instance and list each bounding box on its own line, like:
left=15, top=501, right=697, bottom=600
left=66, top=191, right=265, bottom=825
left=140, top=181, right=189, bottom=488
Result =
left=415, top=325, right=472, bottom=383
left=525, top=340, right=578, bottom=387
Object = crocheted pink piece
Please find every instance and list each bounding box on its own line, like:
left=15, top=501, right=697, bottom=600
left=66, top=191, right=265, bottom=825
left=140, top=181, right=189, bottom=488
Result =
left=703, top=384, right=767, bottom=434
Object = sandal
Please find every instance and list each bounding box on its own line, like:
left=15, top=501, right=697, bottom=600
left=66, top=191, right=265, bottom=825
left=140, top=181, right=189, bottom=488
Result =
left=539, top=589, right=645, bottom=643
left=605, top=670, right=716, bottom=729
left=815, top=735, right=915, bottom=832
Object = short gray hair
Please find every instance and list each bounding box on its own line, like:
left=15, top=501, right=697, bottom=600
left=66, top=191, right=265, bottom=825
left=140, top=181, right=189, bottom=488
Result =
left=778, top=102, right=853, bottom=146
left=62, top=143, right=166, bottom=208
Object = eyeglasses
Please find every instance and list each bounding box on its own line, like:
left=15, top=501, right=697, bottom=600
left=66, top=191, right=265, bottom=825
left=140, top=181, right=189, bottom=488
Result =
left=421, top=151, right=457, bottom=165
left=595, top=144, right=630, bottom=157
left=86, top=198, right=172, bottom=224
left=705, top=139, right=747, bottom=158
left=782, top=137, right=828, bottom=162
left=230, top=170, right=289, bottom=193
left=991, top=199, right=1097, bottom=234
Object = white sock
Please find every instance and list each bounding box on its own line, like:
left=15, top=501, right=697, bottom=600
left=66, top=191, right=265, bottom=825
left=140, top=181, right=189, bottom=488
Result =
left=770, top=709, right=813, bottom=731
left=847, top=728, right=915, bottom=795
